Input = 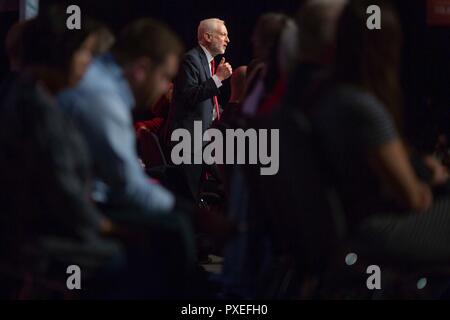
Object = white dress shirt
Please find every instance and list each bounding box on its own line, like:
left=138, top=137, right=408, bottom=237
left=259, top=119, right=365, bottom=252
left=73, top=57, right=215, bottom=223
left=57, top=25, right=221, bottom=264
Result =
left=199, top=44, right=222, bottom=88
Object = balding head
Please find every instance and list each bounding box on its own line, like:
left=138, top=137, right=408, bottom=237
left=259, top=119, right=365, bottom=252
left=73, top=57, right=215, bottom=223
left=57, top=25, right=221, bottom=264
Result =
left=297, top=0, right=348, bottom=62
left=197, top=18, right=230, bottom=56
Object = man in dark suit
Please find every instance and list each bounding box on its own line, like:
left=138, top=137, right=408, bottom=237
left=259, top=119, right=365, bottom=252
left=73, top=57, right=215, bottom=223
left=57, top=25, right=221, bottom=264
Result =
left=169, top=18, right=232, bottom=199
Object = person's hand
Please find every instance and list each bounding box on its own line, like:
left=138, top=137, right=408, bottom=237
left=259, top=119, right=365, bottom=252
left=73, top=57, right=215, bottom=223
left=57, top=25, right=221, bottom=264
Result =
left=215, top=57, right=233, bottom=81
left=424, top=155, right=449, bottom=186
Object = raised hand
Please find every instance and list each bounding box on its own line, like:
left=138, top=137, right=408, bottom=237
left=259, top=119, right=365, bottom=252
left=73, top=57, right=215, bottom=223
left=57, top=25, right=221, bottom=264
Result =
left=215, top=57, right=233, bottom=81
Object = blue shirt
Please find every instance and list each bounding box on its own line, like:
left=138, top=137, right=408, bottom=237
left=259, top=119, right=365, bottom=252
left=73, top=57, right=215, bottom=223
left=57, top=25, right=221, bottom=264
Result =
left=58, top=53, right=175, bottom=214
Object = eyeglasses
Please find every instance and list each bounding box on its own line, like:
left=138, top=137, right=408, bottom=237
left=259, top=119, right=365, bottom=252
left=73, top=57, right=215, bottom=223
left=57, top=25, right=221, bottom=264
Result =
left=207, top=32, right=229, bottom=38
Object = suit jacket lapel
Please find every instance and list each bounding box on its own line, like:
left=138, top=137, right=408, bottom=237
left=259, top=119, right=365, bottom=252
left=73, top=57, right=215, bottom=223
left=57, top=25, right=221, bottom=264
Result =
left=196, top=46, right=211, bottom=80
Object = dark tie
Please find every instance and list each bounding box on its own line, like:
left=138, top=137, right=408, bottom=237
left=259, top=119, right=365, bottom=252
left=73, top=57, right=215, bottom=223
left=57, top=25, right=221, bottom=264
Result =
left=210, top=59, right=220, bottom=121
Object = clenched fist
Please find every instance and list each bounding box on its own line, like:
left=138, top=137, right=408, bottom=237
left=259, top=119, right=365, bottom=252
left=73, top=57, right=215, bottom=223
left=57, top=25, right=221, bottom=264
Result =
left=216, top=57, right=233, bottom=81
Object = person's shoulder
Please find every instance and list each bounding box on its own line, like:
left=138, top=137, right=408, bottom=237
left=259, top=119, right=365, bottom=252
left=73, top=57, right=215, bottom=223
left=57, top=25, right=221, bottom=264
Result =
left=79, top=57, right=116, bottom=91
left=185, top=46, right=202, bottom=56
left=183, top=46, right=203, bottom=61
left=328, top=84, right=397, bottom=136
left=60, top=58, right=120, bottom=104
left=320, top=84, right=384, bottom=114
left=4, top=75, right=57, bottom=112
left=341, top=85, right=390, bottom=119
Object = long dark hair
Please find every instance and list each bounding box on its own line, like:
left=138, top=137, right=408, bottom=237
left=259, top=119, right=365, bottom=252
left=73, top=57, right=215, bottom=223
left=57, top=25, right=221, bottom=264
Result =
left=334, top=0, right=403, bottom=130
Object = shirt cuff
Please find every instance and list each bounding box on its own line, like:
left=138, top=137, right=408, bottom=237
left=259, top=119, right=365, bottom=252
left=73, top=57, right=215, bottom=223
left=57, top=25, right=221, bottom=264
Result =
left=212, top=75, right=222, bottom=88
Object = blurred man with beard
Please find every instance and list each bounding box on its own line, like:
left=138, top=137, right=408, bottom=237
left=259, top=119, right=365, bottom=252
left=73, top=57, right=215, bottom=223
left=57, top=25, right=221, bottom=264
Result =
left=59, top=19, right=183, bottom=215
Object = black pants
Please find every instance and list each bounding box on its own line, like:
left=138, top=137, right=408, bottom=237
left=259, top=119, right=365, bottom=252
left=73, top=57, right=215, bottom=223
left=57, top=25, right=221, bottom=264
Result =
left=357, top=196, right=450, bottom=264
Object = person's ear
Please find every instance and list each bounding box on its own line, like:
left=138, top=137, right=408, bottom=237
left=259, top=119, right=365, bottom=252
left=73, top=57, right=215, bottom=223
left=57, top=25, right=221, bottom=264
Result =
left=204, top=32, right=212, bottom=44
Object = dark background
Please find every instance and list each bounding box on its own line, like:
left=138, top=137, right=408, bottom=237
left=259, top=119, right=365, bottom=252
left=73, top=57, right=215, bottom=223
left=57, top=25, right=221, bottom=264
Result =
left=0, top=0, right=449, bottom=147
left=42, top=0, right=298, bottom=71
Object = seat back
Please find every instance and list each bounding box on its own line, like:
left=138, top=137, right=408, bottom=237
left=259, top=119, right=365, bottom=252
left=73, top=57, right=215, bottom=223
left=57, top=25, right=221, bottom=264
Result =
left=137, top=128, right=168, bottom=169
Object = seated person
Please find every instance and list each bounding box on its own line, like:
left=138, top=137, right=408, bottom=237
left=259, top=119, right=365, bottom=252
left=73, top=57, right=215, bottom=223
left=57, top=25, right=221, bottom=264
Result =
left=218, top=65, right=247, bottom=127
left=1, top=11, right=209, bottom=298
left=59, top=19, right=183, bottom=215
left=0, top=7, right=120, bottom=282
left=4, top=20, right=27, bottom=72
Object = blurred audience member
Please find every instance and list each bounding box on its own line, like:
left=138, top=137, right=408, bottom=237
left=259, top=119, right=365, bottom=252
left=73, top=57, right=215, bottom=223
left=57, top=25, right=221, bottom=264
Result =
left=59, top=19, right=183, bottom=215
left=229, top=66, right=247, bottom=104
left=310, top=0, right=450, bottom=262
left=209, top=66, right=248, bottom=197
left=220, top=13, right=295, bottom=299
left=5, top=12, right=200, bottom=298
left=0, top=7, right=119, bottom=273
left=277, top=18, right=299, bottom=77
left=92, top=26, right=116, bottom=56
left=283, top=0, right=347, bottom=111
left=298, top=0, right=346, bottom=64
left=242, top=13, right=296, bottom=117
left=153, top=81, right=174, bottom=118
left=134, top=82, right=173, bottom=135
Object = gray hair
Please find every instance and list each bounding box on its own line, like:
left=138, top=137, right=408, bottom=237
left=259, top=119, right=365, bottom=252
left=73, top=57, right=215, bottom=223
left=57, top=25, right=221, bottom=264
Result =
left=197, top=18, right=225, bottom=44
